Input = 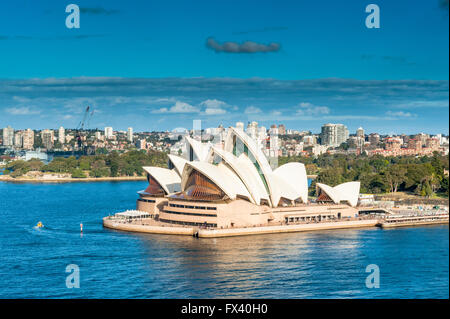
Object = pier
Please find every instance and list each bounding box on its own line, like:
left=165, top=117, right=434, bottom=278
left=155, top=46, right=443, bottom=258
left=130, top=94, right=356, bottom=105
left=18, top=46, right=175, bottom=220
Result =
left=377, top=213, right=449, bottom=228
left=103, top=208, right=449, bottom=238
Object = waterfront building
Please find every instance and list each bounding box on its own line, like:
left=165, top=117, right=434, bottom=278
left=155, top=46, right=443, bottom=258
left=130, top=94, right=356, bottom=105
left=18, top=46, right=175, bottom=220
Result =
left=58, top=127, right=65, bottom=144
left=24, top=150, right=49, bottom=163
left=22, top=129, right=34, bottom=150
left=127, top=127, right=133, bottom=142
left=136, top=127, right=360, bottom=228
left=2, top=126, right=14, bottom=146
left=320, top=123, right=349, bottom=147
left=14, top=131, right=23, bottom=148
left=316, top=182, right=360, bottom=207
left=40, top=129, right=54, bottom=150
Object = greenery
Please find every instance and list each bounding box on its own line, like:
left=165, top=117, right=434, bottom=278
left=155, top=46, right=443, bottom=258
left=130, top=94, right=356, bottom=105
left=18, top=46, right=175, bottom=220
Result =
left=279, top=152, right=449, bottom=198
left=4, top=150, right=168, bottom=179
left=4, top=150, right=449, bottom=198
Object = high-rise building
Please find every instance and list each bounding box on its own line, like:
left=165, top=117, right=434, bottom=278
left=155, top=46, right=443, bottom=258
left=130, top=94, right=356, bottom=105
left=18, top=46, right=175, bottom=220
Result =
left=105, top=127, right=113, bottom=139
left=22, top=129, right=34, bottom=150
left=40, top=129, right=54, bottom=150
left=235, top=122, right=244, bottom=131
left=278, top=124, right=286, bottom=135
left=246, top=121, right=258, bottom=141
left=320, top=123, right=349, bottom=147
left=127, top=127, right=133, bottom=142
left=58, top=126, right=65, bottom=144
left=2, top=126, right=14, bottom=146
left=14, top=132, right=23, bottom=148
left=269, top=126, right=279, bottom=157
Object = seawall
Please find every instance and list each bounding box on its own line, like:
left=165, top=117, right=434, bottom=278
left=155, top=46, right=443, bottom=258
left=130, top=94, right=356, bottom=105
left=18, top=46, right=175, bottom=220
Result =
left=103, top=217, right=379, bottom=238
left=103, top=218, right=195, bottom=235
left=196, top=219, right=379, bottom=238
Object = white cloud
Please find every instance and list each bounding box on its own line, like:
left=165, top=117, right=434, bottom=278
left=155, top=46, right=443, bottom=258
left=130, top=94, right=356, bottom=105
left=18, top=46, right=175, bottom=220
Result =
left=386, top=110, right=416, bottom=118
left=204, top=108, right=227, bottom=115
left=296, top=102, right=330, bottom=116
left=199, top=99, right=231, bottom=115
left=5, top=107, right=41, bottom=115
left=200, top=99, right=227, bottom=109
left=152, top=101, right=199, bottom=113
left=271, top=110, right=282, bottom=116
left=394, top=100, right=449, bottom=109
left=244, top=106, right=262, bottom=114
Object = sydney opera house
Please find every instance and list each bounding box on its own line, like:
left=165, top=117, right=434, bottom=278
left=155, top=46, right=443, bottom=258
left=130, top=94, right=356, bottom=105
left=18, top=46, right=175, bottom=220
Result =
left=136, top=127, right=361, bottom=229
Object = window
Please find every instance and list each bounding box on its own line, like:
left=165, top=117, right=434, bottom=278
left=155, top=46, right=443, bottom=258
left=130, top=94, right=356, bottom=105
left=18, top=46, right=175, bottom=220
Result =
left=184, top=169, right=226, bottom=201
left=164, top=210, right=217, bottom=217
left=143, top=175, right=166, bottom=196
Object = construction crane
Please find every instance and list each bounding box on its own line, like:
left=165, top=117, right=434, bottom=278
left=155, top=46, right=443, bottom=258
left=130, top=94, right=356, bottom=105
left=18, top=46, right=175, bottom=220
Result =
left=75, top=106, right=95, bottom=155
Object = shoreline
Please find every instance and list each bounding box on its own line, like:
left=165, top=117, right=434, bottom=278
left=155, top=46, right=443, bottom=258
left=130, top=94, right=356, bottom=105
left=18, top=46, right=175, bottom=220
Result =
left=0, top=175, right=147, bottom=183
left=103, top=217, right=381, bottom=238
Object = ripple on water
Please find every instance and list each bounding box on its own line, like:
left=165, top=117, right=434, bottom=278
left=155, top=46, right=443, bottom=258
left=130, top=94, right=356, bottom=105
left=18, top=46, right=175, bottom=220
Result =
left=0, top=181, right=448, bottom=298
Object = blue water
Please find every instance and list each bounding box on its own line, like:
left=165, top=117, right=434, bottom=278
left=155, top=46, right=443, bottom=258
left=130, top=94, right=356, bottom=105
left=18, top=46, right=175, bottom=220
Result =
left=0, top=181, right=448, bottom=298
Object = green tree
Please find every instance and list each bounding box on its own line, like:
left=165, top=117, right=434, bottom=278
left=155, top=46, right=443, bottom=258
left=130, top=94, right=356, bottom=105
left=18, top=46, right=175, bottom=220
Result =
left=385, top=165, right=407, bottom=193
left=71, top=168, right=87, bottom=178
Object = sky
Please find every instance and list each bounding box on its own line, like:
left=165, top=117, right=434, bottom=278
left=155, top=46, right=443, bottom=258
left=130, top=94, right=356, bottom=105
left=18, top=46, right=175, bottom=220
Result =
left=0, top=0, right=448, bottom=134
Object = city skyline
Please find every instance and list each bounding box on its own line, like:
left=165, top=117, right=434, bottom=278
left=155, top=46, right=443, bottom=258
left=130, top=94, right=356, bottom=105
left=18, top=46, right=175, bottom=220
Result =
left=0, top=1, right=448, bottom=134
left=2, top=121, right=448, bottom=160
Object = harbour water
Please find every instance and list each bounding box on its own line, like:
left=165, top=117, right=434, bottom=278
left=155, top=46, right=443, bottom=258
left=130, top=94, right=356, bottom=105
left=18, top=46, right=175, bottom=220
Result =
left=0, top=181, right=448, bottom=298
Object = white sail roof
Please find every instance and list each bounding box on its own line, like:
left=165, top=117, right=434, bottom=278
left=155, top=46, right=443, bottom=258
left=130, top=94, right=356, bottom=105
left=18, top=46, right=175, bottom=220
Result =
left=181, top=161, right=252, bottom=201
left=167, top=154, right=188, bottom=177
left=266, top=173, right=300, bottom=206
left=334, top=182, right=360, bottom=207
left=272, top=162, right=309, bottom=204
left=185, top=136, right=211, bottom=161
left=224, top=127, right=275, bottom=205
left=142, top=166, right=181, bottom=194
left=316, top=181, right=360, bottom=207
left=206, top=146, right=269, bottom=204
